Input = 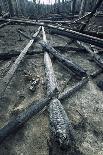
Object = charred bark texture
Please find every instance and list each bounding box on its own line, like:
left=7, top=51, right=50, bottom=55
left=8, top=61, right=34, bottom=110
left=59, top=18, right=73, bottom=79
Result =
left=59, top=77, right=88, bottom=101
left=77, top=41, right=103, bottom=68
left=0, top=26, right=41, bottom=97
left=42, top=26, right=76, bottom=151
left=40, top=41, right=87, bottom=78
left=0, top=92, right=55, bottom=144
left=50, top=27, right=103, bottom=48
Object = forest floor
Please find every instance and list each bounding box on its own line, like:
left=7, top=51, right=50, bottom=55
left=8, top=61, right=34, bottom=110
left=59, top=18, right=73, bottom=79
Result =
left=0, top=16, right=103, bottom=155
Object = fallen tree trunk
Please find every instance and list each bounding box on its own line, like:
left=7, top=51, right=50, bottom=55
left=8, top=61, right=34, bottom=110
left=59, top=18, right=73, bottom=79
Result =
left=42, top=26, right=76, bottom=150
left=50, top=26, right=103, bottom=48
left=1, top=18, right=103, bottom=48
left=90, top=69, right=103, bottom=78
left=77, top=41, right=103, bottom=68
left=0, top=46, right=87, bottom=61
left=0, top=91, right=55, bottom=144
left=0, top=26, right=41, bottom=97
left=40, top=41, right=87, bottom=78
left=97, top=80, right=103, bottom=91
left=0, top=50, right=44, bottom=60
left=59, top=77, right=88, bottom=101
left=75, top=30, right=103, bottom=39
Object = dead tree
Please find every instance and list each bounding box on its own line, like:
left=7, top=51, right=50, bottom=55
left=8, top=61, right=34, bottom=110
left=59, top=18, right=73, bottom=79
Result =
left=50, top=26, right=103, bottom=48
left=79, top=0, right=103, bottom=32
left=42, top=26, right=76, bottom=150
left=0, top=91, right=55, bottom=144
left=1, top=18, right=103, bottom=48
left=77, top=41, right=103, bottom=68
left=71, top=0, right=76, bottom=16
left=40, top=41, right=87, bottom=78
left=59, top=77, right=88, bottom=101
left=0, top=26, right=41, bottom=97
left=79, top=0, right=86, bottom=17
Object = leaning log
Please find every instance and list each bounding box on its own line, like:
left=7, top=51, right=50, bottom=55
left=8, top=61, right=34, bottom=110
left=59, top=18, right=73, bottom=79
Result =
left=79, top=0, right=103, bottom=31
left=0, top=91, right=55, bottom=144
left=40, top=41, right=87, bottom=78
left=42, top=26, right=76, bottom=150
left=0, top=26, right=41, bottom=97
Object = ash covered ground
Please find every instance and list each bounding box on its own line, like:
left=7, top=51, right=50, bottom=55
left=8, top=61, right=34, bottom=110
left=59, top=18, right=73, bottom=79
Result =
left=0, top=18, right=103, bottom=155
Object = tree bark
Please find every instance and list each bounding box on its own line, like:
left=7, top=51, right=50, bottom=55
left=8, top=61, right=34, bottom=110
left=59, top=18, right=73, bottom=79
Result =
left=0, top=26, right=41, bottom=97
left=42, top=26, right=76, bottom=150
left=0, top=92, right=55, bottom=144
left=77, top=41, right=103, bottom=68
left=40, top=41, right=87, bottom=78
left=59, top=77, right=88, bottom=100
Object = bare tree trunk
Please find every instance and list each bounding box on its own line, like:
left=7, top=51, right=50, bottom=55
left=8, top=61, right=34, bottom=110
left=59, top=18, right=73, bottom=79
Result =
left=71, top=0, right=76, bottom=16
left=79, top=0, right=86, bottom=17
left=7, top=0, right=14, bottom=16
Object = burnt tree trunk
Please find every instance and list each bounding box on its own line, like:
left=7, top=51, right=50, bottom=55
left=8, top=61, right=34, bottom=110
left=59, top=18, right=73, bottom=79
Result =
left=0, top=92, right=55, bottom=144
left=42, top=26, right=76, bottom=152
left=40, top=41, right=87, bottom=78
left=0, top=26, right=41, bottom=97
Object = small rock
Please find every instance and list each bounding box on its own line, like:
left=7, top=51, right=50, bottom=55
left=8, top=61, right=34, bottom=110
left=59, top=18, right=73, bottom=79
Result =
left=29, top=78, right=40, bottom=92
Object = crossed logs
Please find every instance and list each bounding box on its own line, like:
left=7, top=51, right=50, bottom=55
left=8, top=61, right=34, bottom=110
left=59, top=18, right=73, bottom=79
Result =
left=0, top=0, right=103, bottom=154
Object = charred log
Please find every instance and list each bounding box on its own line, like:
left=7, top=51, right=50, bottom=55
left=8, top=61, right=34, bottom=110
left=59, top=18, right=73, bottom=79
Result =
left=59, top=77, right=88, bottom=101
left=50, top=27, right=103, bottom=48
left=90, top=69, right=103, bottom=78
left=0, top=91, right=55, bottom=144
left=40, top=41, right=87, bottom=78
left=77, top=41, right=103, bottom=68
left=42, top=26, right=76, bottom=150
left=0, top=26, right=41, bottom=97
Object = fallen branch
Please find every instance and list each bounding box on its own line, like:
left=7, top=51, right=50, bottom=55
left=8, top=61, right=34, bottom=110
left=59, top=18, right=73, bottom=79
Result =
left=17, top=29, right=31, bottom=40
